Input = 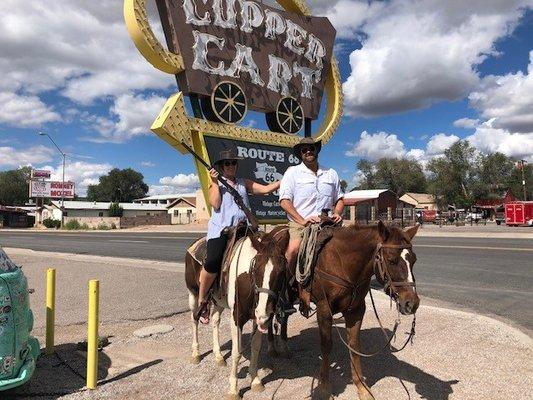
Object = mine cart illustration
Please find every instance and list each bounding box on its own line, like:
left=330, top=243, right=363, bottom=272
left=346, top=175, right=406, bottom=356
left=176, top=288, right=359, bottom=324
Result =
left=0, top=247, right=40, bottom=391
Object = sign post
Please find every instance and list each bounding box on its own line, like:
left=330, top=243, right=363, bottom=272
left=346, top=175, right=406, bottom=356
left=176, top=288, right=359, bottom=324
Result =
left=124, top=0, right=342, bottom=222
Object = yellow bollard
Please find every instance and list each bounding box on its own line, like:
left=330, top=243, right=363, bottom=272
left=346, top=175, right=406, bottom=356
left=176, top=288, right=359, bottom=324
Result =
left=86, top=279, right=99, bottom=390
left=45, top=268, right=56, bottom=355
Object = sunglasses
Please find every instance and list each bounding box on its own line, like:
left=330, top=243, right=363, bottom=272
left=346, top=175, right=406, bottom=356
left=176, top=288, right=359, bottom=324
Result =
left=222, top=160, right=238, bottom=167
left=300, top=145, right=316, bottom=154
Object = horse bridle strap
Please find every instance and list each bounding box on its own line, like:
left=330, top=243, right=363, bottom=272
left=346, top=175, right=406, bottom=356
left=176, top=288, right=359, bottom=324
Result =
left=374, top=242, right=416, bottom=293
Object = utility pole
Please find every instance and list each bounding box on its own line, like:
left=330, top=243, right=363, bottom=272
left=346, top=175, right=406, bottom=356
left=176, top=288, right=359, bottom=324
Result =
left=518, top=160, right=527, bottom=201
left=38, top=132, right=66, bottom=227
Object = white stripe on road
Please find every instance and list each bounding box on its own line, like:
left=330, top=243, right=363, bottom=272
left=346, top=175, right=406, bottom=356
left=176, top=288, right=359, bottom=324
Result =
left=416, top=244, right=533, bottom=252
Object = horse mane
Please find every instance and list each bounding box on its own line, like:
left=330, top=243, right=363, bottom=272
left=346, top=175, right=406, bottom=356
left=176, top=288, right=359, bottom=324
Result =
left=335, top=222, right=411, bottom=244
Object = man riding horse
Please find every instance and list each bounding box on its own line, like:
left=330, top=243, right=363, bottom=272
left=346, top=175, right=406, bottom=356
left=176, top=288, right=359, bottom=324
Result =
left=279, top=137, right=345, bottom=316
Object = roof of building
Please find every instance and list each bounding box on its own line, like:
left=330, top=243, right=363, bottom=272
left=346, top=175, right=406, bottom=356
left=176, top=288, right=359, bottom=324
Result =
left=133, top=193, right=196, bottom=202
left=51, top=201, right=168, bottom=211
left=167, top=197, right=196, bottom=208
left=344, top=189, right=390, bottom=199
left=0, top=205, right=29, bottom=213
left=400, top=193, right=436, bottom=205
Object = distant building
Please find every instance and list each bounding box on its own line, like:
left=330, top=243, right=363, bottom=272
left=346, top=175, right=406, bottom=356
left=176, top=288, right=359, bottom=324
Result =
left=133, top=193, right=196, bottom=206
left=399, top=193, right=437, bottom=210
left=49, top=201, right=168, bottom=219
left=343, top=189, right=397, bottom=221
left=0, top=206, right=33, bottom=228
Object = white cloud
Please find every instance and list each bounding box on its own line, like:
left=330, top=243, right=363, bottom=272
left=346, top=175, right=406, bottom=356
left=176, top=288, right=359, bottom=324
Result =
left=0, top=145, right=55, bottom=167
left=453, top=118, right=480, bottom=129
left=341, top=0, right=529, bottom=117
left=82, top=93, right=167, bottom=143
left=345, top=131, right=405, bottom=160
left=466, top=119, right=533, bottom=162
left=141, top=161, right=155, bottom=167
left=39, top=160, right=113, bottom=196
left=149, top=173, right=200, bottom=195
left=468, top=50, right=533, bottom=133
left=0, top=1, right=173, bottom=104
left=0, top=92, right=60, bottom=128
left=426, top=133, right=460, bottom=156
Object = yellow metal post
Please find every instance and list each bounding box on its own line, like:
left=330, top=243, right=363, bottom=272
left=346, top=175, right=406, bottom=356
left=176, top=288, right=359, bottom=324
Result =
left=87, top=279, right=99, bottom=389
left=45, top=268, right=56, bottom=355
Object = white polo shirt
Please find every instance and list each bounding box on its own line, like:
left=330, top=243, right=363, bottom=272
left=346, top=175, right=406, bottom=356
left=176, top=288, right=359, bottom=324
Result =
left=279, top=162, right=343, bottom=221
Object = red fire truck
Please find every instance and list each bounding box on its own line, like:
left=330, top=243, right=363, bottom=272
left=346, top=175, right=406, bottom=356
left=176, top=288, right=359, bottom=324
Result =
left=505, top=201, right=533, bottom=226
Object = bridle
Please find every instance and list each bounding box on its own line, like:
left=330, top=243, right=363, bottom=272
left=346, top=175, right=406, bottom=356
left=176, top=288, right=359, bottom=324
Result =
left=373, top=242, right=416, bottom=298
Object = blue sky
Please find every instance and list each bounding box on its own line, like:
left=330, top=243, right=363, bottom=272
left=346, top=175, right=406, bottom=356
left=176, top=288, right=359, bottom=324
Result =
left=1, top=0, right=532, bottom=196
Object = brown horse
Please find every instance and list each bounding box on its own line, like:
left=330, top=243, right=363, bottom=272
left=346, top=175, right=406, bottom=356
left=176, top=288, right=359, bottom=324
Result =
left=185, top=229, right=289, bottom=399
left=277, top=221, right=420, bottom=399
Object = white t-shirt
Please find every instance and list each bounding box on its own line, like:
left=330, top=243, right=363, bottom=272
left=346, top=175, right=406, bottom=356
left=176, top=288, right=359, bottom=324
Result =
left=279, top=163, right=343, bottom=221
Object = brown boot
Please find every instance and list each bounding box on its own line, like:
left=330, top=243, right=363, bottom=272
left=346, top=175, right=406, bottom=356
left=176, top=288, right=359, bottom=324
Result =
left=298, top=285, right=311, bottom=318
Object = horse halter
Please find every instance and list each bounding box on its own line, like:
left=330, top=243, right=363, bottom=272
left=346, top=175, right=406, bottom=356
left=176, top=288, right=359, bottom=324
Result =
left=373, top=242, right=416, bottom=297
left=249, top=254, right=279, bottom=302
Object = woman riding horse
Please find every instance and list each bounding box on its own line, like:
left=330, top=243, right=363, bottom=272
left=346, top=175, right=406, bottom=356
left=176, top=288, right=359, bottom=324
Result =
left=196, top=148, right=280, bottom=324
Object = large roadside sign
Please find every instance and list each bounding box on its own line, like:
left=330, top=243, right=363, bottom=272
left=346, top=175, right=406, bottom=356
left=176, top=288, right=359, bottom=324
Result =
left=124, top=0, right=343, bottom=222
left=29, top=181, right=75, bottom=199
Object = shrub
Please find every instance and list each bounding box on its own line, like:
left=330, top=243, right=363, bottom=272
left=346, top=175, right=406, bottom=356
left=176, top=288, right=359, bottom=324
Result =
left=110, top=222, right=117, bottom=229
left=81, top=223, right=90, bottom=230
left=43, top=218, right=60, bottom=229
left=97, top=223, right=110, bottom=230
left=64, top=219, right=81, bottom=230
left=108, top=202, right=123, bottom=217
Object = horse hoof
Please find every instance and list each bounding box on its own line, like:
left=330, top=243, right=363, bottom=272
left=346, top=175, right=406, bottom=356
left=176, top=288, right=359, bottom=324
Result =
left=251, top=383, right=265, bottom=392
left=216, top=357, right=227, bottom=367
left=225, top=393, right=241, bottom=400
left=190, top=355, right=201, bottom=364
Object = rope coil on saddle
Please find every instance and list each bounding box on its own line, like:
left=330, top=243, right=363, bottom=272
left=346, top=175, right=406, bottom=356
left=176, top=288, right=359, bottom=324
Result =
left=296, top=223, right=320, bottom=286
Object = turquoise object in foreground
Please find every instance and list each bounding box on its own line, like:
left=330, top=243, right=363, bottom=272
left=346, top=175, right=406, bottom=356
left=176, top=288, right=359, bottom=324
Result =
left=0, top=247, right=40, bottom=391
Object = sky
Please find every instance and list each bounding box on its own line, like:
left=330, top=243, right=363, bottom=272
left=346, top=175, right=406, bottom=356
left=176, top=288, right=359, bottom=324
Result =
left=1, top=0, right=532, bottom=197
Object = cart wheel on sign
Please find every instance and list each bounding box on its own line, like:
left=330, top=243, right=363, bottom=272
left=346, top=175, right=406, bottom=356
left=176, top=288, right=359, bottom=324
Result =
left=200, top=81, right=247, bottom=124
left=266, top=96, right=304, bottom=134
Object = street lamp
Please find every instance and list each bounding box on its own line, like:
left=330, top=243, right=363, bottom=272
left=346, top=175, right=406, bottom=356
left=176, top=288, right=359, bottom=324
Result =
left=38, top=132, right=66, bottom=226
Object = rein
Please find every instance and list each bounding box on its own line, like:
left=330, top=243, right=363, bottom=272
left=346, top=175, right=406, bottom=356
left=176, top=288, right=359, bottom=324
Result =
left=316, top=241, right=417, bottom=358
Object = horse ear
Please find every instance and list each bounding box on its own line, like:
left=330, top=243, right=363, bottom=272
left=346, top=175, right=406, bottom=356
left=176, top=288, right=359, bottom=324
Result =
left=403, top=223, right=420, bottom=240
left=377, top=220, right=390, bottom=242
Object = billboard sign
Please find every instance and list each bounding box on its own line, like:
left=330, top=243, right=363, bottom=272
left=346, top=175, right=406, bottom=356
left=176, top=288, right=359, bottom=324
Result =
left=204, top=136, right=300, bottom=219
left=32, top=169, right=51, bottom=179
left=156, top=0, right=336, bottom=121
left=29, top=181, right=75, bottom=199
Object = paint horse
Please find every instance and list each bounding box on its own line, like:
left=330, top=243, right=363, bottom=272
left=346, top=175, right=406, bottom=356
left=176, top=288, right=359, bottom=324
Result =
left=185, top=228, right=289, bottom=399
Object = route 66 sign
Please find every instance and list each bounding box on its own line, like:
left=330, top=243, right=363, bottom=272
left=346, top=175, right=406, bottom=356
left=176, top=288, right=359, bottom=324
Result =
left=124, top=0, right=342, bottom=222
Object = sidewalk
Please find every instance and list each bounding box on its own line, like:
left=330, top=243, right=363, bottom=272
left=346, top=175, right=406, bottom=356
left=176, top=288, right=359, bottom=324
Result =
left=3, top=249, right=532, bottom=399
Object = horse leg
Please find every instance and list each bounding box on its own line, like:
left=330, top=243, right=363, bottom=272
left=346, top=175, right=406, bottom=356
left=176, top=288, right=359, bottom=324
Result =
left=212, top=303, right=226, bottom=366
left=344, top=308, right=375, bottom=400
left=227, top=320, right=242, bottom=400
left=277, top=313, right=291, bottom=358
left=267, top=320, right=278, bottom=358
left=188, top=290, right=200, bottom=364
left=317, top=302, right=333, bottom=400
left=249, top=322, right=265, bottom=392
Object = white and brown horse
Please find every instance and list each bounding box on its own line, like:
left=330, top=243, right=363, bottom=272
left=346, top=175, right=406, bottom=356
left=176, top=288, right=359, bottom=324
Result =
left=185, top=229, right=289, bottom=399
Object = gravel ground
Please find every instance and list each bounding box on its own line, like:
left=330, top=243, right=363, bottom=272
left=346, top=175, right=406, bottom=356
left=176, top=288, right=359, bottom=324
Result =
left=4, top=292, right=531, bottom=400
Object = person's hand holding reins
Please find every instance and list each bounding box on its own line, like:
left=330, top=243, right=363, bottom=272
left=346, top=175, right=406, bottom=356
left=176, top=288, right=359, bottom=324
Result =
left=301, top=215, right=321, bottom=226
left=331, top=213, right=343, bottom=223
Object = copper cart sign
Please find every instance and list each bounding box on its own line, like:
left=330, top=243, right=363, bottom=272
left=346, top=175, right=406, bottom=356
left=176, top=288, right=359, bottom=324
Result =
left=124, top=0, right=343, bottom=222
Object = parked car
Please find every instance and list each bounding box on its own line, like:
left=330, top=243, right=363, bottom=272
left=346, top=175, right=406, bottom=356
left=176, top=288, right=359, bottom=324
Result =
left=466, top=212, right=483, bottom=221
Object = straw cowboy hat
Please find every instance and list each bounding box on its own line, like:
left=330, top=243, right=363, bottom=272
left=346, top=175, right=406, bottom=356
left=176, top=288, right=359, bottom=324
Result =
left=213, top=149, right=243, bottom=165
left=293, top=137, right=322, bottom=158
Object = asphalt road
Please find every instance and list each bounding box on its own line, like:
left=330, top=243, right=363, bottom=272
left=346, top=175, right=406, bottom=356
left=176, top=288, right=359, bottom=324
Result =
left=1, top=230, right=531, bottom=333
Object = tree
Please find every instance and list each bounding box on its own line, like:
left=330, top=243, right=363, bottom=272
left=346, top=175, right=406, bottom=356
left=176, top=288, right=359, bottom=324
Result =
left=0, top=167, right=31, bottom=206
left=427, top=140, right=477, bottom=208
left=108, top=202, right=124, bottom=217
left=339, top=179, right=348, bottom=193
left=509, top=161, right=532, bottom=201
left=356, top=159, right=376, bottom=189
left=87, top=168, right=148, bottom=202
left=373, top=158, right=426, bottom=196
left=472, top=152, right=514, bottom=200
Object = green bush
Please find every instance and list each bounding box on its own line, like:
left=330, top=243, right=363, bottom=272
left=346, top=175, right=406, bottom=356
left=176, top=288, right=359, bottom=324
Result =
left=43, top=218, right=60, bottom=229
left=81, top=223, right=90, bottom=230
left=97, top=223, right=110, bottom=230
left=110, top=222, right=117, bottom=229
left=108, top=202, right=123, bottom=217
left=64, top=219, right=81, bottom=230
